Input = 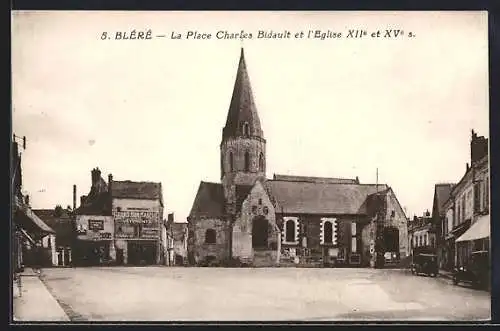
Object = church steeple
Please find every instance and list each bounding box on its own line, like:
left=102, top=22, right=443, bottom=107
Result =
left=222, top=48, right=264, bottom=141
left=220, top=48, right=267, bottom=188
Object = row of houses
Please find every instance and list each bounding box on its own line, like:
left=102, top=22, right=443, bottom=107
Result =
left=407, top=129, right=490, bottom=273
left=11, top=140, right=188, bottom=269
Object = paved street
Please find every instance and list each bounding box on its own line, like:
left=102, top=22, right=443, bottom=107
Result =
left=24, top=267, right=490, bottom=322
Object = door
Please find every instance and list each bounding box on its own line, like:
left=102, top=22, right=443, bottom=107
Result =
left=252, top=217, right=269, bottom=249
left=116, top=249, right=124, bottom=265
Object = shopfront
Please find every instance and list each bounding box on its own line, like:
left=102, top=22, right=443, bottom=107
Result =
left=455, top=214, right=490, bottom=267
left=75, top=215, right=114, bottom=266
left=114, top=209, right=161, bottom=265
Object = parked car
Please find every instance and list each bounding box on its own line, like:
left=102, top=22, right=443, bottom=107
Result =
left=411, top=253, right=438, bottom=277
left=453, top=250, right=490, bottom=289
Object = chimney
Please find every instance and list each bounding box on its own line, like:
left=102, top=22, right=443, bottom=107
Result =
left=466, top=163, right=470, bottom=172
left=80, top=195, right=86, bottom=206
left=73, top=185, right=77, bottom=210
left=91, top=167, right=101, bottom=187
left=355, top=176, right=360, bottom=184
left=108, top=174, right=113, bottom=193
left=168, top=213, right=174, bottom=223
left=470, top=130, right=488, bottom=164
left=25, top=195, right=30, bottom=206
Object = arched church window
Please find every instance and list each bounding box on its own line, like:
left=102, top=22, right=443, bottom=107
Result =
left=244, top=151, right=250, bottom=172
left=259, top=153, right=264, bottom=172
left=285, top=220, right=296, bottom=242
left=324, top=221, right=333, bottom=243
left=229, top=152, right=234, bottom=172
left=243, top=122, right=250, bottom=136
left=205, top=229, right=216, bottom=244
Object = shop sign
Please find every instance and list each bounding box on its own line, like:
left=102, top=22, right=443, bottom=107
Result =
left=113, top=211, right=160, bottom=224
left=89, top=219, right=104, bottom=231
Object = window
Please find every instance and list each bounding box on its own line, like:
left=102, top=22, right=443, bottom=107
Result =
left=259, top=153, right=264, bottom=172
left=285, top=220, right=296, bottom=242
left=474, top=182, right=481, bottom=214
left=391, top=210, right=395, bottom=218
left=244, top=151, right=250, bottom=172
left=258, top=198, right=262, bottom=205
left=229, top=152, right=234, bottom=172
left=321, top=218, right=337, bottom=245
left=324, top=221, right=333, bottom=243
left=351, top=237, right=357, bottom=253
left=205, top=229, right=216, bottom=244
left=461, top=196, right=465, bottom=221
left=485, top=177, right=489, bottom=210
left=243, top=122, right=250, bottom=136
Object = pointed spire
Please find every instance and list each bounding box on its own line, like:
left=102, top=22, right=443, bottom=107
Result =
left=222, top=48, right=264, bottom=141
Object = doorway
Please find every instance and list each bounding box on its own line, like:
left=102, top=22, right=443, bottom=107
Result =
left=116, top=249, right=124, bottom=265
left=252, top=216, right=269, bottom=249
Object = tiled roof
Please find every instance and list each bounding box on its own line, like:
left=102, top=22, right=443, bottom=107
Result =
left=265, top=180, right=389, bottom=215
left=272, top=174, right=359, bottom=184
left=75, top=192, right=111, bottom=216
left=17, top=204, right=56, bottom=234
left=434, top=183, right=454, bottom=217
left=32, top=209, right=74, bottom=246
left=189, top=182, right=225, bottom=218
left=111, top=180, right=162, bottom=200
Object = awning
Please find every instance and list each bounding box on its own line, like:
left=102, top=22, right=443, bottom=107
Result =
left=20, top=228, right=36, bottom=245
left=456, top=215, right=490, bottom=243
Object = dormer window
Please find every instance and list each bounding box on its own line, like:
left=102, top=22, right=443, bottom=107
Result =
left=243, top=122, right=250, bottom=136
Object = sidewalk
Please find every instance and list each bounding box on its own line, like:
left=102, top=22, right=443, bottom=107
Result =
left=12, top=269, right=70, bottom=322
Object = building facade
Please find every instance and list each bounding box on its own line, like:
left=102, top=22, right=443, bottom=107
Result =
left=408, top=211, right=436, bottom=257
left=431, top=183, right=454, bottom=269
left=74, top=168, right=164, bottom=266
left=111, top=177, right=164, bottom=266
left=11, top=137, right=56, bottom=271
left=33, top=206, right=75, bottom=266
left=187, top=49, right=409, bottom=268
left=441, top=130, right=489, bottom=270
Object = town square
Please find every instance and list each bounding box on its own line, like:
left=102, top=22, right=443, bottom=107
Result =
left=11, top=11, right=490, bottom=322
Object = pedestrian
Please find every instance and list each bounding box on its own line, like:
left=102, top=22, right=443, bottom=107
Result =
left=32, top=243, right=43, bottom=276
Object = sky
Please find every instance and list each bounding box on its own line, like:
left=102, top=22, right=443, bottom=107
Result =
left=12, top=11, right=489, bottom=223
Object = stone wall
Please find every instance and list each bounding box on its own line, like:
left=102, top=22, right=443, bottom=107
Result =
left=192, top=217, right=229, bottom=264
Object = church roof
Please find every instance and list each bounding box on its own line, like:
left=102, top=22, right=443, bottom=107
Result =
left=222, top=48, right=264, bottom=141
left=189, top=182, right=225, bottom=218
left=273, top=174, right=359, bottom=184
left=265, top=180, right=389, bottom=215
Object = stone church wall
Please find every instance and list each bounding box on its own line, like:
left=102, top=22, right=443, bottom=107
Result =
left=191, top=218, right=229, bottom=265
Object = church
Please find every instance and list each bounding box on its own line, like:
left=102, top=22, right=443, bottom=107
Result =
left=187, top=49, right=409, bottom=268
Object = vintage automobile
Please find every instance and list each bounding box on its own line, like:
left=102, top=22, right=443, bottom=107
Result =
left=453, top=250, right=490, bottom=289
left=411, top=253, right=438, bottom=277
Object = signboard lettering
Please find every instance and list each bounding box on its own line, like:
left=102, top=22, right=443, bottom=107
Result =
left=89, top=219, right=104, bottom=231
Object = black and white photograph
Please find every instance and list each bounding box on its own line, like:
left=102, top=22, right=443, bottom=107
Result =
left=11, top=11, right=490, bottom=322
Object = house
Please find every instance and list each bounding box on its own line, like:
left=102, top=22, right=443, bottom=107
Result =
left=74, top=168, right=164, bottom=266
left=442, top=130, right=489, bottom=270
left=187, top=49, right=409, bottom=268
left=11, top=137, right=56, bottom=270
left=431, top=183, right=454, bottom=269
left=33, top=206, right=75, bottom=267
left=164, top=214, right=188, bottom=266
left=408, top=211, right=436, bottom=257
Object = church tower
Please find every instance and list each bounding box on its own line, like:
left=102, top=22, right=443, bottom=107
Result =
left=221, top=48, right=266, bottom=209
